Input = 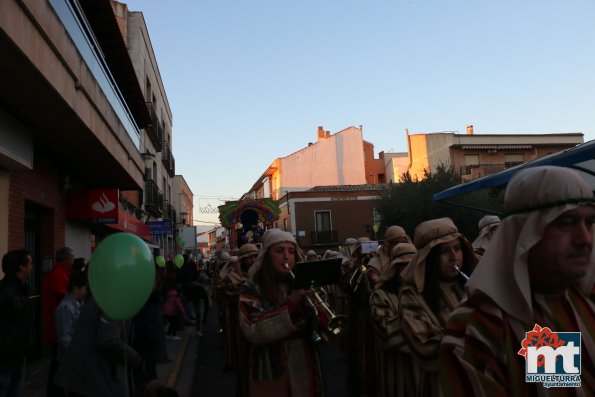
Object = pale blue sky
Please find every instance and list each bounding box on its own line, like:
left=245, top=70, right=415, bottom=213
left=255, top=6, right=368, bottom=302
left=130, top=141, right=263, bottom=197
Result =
left=123, top=0, right=595, bottom=225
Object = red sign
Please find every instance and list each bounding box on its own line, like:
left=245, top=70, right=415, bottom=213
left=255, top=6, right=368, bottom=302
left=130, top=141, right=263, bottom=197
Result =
left=106, top=203, right=152, bottom=241
left=67, top=188, right=118, bottom=223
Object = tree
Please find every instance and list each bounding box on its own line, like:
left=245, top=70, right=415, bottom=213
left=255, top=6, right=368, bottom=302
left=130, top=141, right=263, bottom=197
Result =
left=376, top=165, right=503, bottom=241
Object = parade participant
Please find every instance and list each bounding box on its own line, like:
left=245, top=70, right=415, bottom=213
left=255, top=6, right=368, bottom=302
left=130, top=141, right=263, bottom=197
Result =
left=440, top=166, right=595, bottom=396
left=224, top=244, right=259, bottom=395
left=370, top=243, right=417, bottom=397
left=471, top=215, right=501, bottom=255
left=239, top=229, right=326, bottom=397
left=367, top=226, right=411, bottom=284
left=42, top=246, right=75, bottom=397
left=0, top=250, right=33, bottom=397
left=399, top=217, right=477, bottom=397
left=218, top=255, right=240, bottom=369
left=305, top=250, right=318, bottom=261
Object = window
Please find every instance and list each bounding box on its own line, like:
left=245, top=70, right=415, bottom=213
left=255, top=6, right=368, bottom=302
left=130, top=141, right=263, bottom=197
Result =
left=464, top=154, right=480, bottom=165
left=373, top=208, right=382, bottom=224
left=315, top=211, right=331, bottom=232
left=504, top=154, right=524, bottom=168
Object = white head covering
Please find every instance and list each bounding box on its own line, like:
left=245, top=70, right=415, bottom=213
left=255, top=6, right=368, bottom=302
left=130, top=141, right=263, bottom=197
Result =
left=467, top=166, right=595, bottom=322
left=248, top=229, right=303, bottom=279
left=342, top=238, right=358, bottom=259
left=471, top=215, right=501, bottom=252
left=375, top=243, right=417, bottom=289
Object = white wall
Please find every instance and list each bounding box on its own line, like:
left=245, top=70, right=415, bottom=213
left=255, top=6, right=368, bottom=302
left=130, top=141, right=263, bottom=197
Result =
left=279, top=127, right=366, bottom=194
left=65, top=221, right=92, bottom=261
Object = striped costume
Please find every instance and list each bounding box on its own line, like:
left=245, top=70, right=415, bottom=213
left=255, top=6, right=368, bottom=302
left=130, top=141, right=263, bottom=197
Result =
left=239, top=280, right=324, bottom=397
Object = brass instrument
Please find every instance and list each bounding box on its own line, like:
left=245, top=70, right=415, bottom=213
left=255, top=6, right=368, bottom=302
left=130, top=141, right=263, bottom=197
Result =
left=348, top=252, right=374, bottom=293
left=453, top=265, right=470, bottom=281
left=285, top=262, right=347, bottom=340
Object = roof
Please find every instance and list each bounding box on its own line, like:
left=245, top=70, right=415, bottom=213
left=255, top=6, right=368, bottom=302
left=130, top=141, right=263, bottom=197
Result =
left=308, top=184, right=389, bottom=192
left=433, top=139, right=595, bottom=202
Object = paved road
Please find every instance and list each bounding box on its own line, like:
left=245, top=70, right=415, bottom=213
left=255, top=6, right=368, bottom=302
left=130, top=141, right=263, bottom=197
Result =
left=190, top=304, right=348, bottom=396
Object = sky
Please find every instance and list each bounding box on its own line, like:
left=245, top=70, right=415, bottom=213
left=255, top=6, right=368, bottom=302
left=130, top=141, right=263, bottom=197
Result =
left=123, top=0, right=595, bottom=226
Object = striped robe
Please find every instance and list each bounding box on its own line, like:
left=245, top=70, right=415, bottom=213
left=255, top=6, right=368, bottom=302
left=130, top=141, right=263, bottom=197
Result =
left=399, top=281, right=465, bottom=397
left=239, top=281, right=324, bottom=397
left=439, top=286, right=595, bottom=397
left=369, top=286, right=418, bottom=397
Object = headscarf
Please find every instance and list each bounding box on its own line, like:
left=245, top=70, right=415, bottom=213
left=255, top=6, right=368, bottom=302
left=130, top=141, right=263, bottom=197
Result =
left=401, top=218, right=477, bottom=293
left=471, top=215, right=501, bottom=252
left=375, top=243, right=417, bottom=289
left=342, top=238, right=358, bottom=259
left=248, top=229, right=303, bottom=279
left=238, top=243, right=259, bottom=261
left=371, top=225, right=412, bottom=274
left=468, top=166, right=595, bottom=322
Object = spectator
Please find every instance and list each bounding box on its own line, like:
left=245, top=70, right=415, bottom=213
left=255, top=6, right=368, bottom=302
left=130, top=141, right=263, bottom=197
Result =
left=162, top=287, right=187, bottom=341
left=0, top=249, right=33, bottom=397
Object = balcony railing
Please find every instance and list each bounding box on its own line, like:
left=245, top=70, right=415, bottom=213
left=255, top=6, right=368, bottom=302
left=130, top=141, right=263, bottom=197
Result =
left=459, top=162, right=524, bottom=179
left=164, top=202, right=177, bottom=224
left=144, top=179, right=164, bottom=216
left=161, top=144, right=175, bottom=176
left=145, top=102, right=163, bottom=152
left=310, top=230, right=338, bottom=245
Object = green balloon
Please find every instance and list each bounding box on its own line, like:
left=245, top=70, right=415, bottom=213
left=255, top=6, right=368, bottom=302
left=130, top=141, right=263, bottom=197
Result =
left=174, top=254, right=184, bottom=268
left=89, top=233, right=155, bottom=320
left=156, top=255, right=166, bottom=268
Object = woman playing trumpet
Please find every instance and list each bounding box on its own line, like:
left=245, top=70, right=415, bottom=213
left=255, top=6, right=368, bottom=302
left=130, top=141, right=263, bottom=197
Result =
left=239, top=229, right=327, bottom=397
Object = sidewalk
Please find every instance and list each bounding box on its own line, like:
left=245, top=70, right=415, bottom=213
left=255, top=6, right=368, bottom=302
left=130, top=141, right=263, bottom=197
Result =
left=23, top=325, right=195, bottom=397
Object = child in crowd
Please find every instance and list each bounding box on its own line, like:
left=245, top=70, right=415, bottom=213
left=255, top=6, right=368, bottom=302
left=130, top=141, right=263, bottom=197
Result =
left=162, top=286, right=187, bottom=340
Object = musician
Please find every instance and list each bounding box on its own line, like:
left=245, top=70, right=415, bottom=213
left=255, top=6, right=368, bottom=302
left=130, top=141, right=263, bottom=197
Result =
left=399, top=218, right=477, bottom=397
left=370, top=243, right=418, bottom=397
left=239, top=229, right=326, bottom=397
left=471, top=215, right=500, bottom=256
left=367, top=225, right=412, bottom=284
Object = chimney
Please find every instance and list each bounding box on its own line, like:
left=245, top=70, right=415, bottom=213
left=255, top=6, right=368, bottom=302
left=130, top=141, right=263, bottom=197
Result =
left=317, top=126, right=326, bottom=141
left=466, top=125, right=474, bottom=135
left=326, top=131, right=330, bottom=138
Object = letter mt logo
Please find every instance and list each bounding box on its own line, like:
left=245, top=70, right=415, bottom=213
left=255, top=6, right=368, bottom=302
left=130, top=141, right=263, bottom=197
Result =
left=518, top=324, right=581, bottom=388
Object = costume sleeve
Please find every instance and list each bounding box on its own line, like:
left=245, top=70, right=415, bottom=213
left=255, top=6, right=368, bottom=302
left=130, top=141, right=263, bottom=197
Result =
left=399, top=288, right=442, bottom=371
left=239, top=284, right=298, bottom=346
left=438, top=299, right=510, bottom=397
left=369, top=289, right=408, bottom=351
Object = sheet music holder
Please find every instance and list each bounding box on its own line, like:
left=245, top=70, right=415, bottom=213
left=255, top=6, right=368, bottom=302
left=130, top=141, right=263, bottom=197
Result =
left=291, top=258, right=343, bottom=290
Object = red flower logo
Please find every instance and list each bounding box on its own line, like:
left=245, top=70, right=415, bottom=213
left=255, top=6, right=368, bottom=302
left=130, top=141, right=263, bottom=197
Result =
left=518, top=324, right=566, bottom=367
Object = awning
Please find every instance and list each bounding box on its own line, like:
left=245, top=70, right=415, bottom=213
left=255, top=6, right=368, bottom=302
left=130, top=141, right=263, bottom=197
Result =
left=433, top=139, right=595, bottom=202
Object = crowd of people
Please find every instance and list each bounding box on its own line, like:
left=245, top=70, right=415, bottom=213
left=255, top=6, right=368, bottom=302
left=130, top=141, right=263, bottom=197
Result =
left=1, top=165, right=594, bottom=397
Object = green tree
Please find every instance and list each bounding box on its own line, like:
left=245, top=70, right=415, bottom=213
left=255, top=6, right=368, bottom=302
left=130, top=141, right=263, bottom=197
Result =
left=377, top=165, right=503, bottom=241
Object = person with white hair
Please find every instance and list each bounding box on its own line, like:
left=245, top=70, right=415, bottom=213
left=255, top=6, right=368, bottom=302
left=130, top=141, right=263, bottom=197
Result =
left=239, top=230, right=326, bottom=396
left=440, top=166, right=595, bottom=396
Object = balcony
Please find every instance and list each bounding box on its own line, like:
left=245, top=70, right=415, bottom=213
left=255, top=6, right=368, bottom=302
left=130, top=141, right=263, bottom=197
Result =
left=164, top=202, right=177, bottom=224
left=161, top=144, right=175, bottom=177
left=459, top=162, right=524, bottom=180
left=145, top=102, right=163, bottom=152
left=310, top=230, right=338, bottom=245
left=144, top=179, right=164, bottom=216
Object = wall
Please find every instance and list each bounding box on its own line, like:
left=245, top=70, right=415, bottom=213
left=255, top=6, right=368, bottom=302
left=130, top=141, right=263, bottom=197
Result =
left=65, top=221, right=92, bottom=261
left=279, top=127, right=367, bottom=195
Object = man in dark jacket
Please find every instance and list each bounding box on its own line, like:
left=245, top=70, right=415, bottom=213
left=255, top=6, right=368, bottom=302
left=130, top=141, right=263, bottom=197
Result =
left=0, top=249, right=33, bottom=397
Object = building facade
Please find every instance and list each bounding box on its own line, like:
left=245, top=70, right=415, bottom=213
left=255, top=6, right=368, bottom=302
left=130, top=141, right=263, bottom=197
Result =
left=275, top=185, right=386, bottom=253
left=407, top=125, right=583, bottom=181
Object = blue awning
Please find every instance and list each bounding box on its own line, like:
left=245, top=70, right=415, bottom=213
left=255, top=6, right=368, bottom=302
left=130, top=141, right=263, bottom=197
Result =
left=433, top=139, right=595, bottom=202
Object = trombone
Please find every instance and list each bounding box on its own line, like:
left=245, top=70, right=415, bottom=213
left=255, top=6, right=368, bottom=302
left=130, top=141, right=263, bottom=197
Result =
left=348, top=252, right=373, bottom=293
left=285, top=262, right=347, bottom=339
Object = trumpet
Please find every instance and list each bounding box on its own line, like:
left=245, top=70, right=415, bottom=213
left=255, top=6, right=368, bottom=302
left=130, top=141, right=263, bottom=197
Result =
left=453, top=265, right=470, bottom=281
left=285, top=262, right=347, bottom=339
